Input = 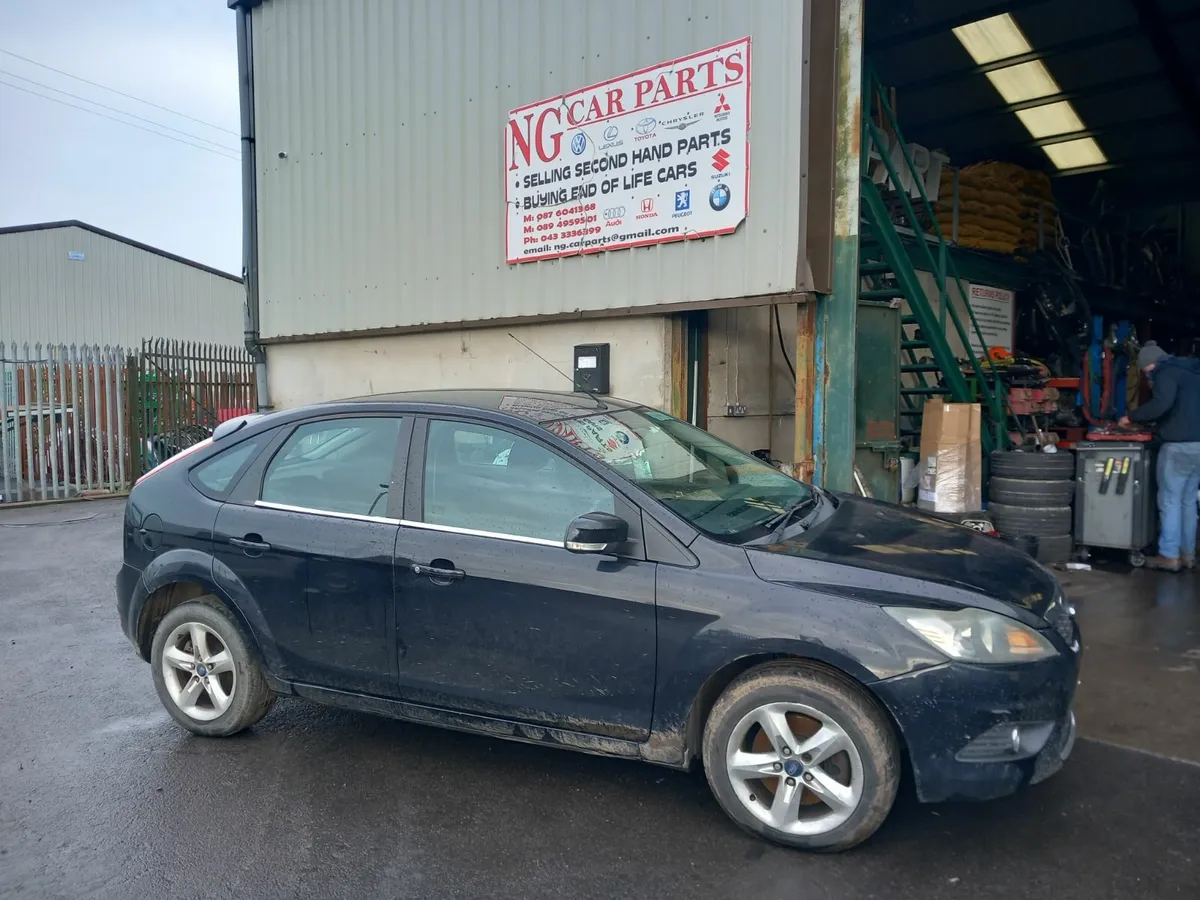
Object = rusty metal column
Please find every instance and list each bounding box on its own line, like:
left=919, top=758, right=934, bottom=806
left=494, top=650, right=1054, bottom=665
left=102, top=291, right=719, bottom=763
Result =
left=792, top=301, right=817, bottom=482
left=812, top=0, right=864, bottom=492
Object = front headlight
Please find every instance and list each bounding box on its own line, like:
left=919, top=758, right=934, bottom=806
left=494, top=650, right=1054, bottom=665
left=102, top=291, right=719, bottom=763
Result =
left=884, top=607, right=1058, bottom=664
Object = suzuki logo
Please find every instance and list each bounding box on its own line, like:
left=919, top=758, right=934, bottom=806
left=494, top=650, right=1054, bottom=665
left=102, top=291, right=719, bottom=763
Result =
left=712, top=149, right=731, bottom=172
left=640, top=198, right=654, bottom=214
left=714, top=93, right=731, bottom=113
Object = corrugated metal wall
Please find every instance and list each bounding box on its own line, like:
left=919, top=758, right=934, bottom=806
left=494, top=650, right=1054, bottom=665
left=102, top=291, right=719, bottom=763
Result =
left=0, top=226, right=244, bottom=347
left=250, top=0, right=809, bottom=340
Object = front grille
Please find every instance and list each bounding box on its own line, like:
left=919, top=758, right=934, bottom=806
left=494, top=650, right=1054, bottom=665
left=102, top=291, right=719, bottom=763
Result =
left=1044, top=594, right=1075, bottom=645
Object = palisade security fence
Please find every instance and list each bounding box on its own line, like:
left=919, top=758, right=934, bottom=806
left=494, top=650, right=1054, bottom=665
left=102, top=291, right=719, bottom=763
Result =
left=1, top=340, right=256, bottom=503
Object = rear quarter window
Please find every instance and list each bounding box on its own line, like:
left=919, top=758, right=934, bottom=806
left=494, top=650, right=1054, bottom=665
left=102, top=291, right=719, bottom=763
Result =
left=189, top=439, right=262, bottom=499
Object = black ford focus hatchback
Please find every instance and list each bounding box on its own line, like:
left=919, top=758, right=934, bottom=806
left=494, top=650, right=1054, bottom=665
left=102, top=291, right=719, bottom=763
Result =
left=117, top=390, right=1079, bottom=851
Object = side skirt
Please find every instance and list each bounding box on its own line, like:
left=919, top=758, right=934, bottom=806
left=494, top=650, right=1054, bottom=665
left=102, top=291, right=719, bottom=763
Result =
left=290, top=683, right=687, bottom=767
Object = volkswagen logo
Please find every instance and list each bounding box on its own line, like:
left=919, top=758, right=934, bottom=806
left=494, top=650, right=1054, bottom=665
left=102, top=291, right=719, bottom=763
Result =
left=634, top=117, right=656, bottom=135
left=603, top=125, right=619, bottom=141
left=603, top=206, right=625, bottom=219
left=709, top=183, right=732, bottom=211
left=570, top=132, right=587, bottom=155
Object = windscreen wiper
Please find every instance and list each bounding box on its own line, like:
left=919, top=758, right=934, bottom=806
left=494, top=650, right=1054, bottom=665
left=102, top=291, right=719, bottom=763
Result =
left=765, top=492, right=822, bottom=539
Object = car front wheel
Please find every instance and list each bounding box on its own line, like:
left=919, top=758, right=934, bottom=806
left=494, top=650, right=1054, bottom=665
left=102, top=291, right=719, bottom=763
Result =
left=702, top=662, right=900, bottom=852
left=150, top=597, right=276, bottom=737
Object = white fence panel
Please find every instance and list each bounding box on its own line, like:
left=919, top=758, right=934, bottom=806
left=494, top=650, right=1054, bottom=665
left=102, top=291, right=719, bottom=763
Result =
left=0, top=342, right=130, bottom=503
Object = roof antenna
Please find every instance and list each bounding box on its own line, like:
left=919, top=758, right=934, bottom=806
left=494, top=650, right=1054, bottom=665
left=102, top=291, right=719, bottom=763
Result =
left=507, top=332, right=602, bottom=406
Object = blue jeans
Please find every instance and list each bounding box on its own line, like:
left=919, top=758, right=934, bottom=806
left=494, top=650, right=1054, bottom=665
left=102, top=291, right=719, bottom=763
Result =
left=1157, top=442, right=1200, bottom=560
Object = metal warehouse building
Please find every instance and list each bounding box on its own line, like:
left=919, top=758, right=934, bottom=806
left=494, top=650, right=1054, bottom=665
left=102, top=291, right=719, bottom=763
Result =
left=0, top=221, right=244, bottom=348
left=230, top=0, right=1200, bottom=495
left=229, top=0, right=845, bottom=474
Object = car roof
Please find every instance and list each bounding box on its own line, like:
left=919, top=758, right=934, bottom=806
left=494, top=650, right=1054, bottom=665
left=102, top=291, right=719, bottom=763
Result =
left=334, top=389, right=643, bottom=423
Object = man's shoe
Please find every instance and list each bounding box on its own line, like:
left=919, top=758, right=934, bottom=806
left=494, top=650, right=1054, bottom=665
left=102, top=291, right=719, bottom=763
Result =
left=1145, top=556, right=1182, bottom=572
left=1183, top=556, right=1196, bottom=571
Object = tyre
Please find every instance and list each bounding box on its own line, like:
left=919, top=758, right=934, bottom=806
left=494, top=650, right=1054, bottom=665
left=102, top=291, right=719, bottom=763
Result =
left=701, top=662, right=900, bottom=852
left=990, top=451, right=1075, bottom=481
left=989, top=476, right=1075, bottom=508
left=987, top=502, right=1072, bottom=538
left=1035, top=534, right=1074, bottom=564
left=150, top=597, right=276, bottom=737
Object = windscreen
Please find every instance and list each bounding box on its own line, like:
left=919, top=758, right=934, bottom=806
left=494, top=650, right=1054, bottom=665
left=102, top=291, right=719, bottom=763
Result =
left=538, top=406, right=812, bottom=542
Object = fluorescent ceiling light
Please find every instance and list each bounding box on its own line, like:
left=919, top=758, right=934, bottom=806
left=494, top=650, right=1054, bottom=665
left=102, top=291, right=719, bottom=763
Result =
left=986, top=61, right=1061, bottom=104
left=952, top=14, right=1032, bottom=64
left=1042, top=138, right=1108, bottom=170
left=1015, top=101, right=1085, bottom=138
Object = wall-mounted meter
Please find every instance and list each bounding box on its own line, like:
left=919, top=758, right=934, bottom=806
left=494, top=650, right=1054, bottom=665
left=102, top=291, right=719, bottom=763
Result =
left=573, top=343, right=610, bottom=394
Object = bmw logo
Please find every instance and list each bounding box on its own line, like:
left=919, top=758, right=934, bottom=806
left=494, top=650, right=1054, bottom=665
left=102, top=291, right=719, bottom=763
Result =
left=570, top=132, right=587, bottom=155
left=634, top=117, right=656, bottom=135
left=603, top=125, right=619, bottom=141
left=709, top=183, right=732, bottom=211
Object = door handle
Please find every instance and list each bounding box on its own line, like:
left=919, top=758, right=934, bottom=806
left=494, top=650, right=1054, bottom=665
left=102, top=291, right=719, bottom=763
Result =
left=230, top=536, right=272, bottom=553
left=412, top=563, right=465, bottom=582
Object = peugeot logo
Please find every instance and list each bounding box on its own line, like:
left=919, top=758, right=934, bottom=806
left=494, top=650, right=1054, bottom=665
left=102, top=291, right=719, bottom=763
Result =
left=603, top=125, right=619, bottom=141
left=570, top=132, right=587, bottom=155
left=634, top=117, right=656, bottom=135
left=603, top=206, right=625, bottom=218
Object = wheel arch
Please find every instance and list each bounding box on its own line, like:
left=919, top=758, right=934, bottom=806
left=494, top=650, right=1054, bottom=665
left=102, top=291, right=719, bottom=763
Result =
left=680, top=653, right=909, bottom=768
left=134, top=554, right=286, bottom=685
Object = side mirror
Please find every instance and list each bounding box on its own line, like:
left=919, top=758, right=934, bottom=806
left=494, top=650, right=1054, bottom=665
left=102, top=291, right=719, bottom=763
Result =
left=565, top=511, right=628, bottom=554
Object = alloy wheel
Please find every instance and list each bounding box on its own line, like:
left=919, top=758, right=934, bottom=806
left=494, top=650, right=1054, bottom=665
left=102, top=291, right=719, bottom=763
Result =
left=160, top=621, right=237, bottom=722
left=724, top=701, right=864, bottom=836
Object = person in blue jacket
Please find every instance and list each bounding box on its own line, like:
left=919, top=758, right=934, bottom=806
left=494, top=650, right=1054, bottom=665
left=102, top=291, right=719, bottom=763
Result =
left=1119, top=342, right=1200, bottom=571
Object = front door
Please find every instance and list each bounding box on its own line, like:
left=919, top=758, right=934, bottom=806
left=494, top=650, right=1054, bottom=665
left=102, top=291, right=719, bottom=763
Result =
left=394, top=417, right=658, bottom=741
left=212, top=414, right=407, bottom=696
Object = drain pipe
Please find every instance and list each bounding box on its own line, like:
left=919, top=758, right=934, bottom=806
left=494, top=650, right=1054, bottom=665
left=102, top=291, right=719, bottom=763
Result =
left=234, top=3, right=271, bottom=410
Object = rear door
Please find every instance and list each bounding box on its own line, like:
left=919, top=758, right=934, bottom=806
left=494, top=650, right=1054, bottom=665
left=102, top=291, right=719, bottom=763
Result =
left=212, top=414, right=409, bottom=696
left=393, top=416, right=658, bottom=741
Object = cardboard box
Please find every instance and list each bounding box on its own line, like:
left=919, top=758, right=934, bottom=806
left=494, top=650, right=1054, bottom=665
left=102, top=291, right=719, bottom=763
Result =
left=917, top=401, right=982, bottom=513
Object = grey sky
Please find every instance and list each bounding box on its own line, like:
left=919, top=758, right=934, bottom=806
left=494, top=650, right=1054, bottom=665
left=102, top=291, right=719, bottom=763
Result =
left=0, top=0, right=241, bottom=274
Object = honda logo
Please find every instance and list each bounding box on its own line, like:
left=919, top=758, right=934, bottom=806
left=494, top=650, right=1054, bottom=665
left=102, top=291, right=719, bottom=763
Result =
left=640, top=198, right=654, bottom=214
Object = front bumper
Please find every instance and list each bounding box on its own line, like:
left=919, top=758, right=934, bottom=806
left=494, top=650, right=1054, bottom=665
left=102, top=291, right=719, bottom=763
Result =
left=873, top=645, right=1080, bottom=803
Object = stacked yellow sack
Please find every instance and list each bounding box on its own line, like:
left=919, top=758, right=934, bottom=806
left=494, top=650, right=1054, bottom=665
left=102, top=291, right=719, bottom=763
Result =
left=934, top=161, right=1058, bottom=254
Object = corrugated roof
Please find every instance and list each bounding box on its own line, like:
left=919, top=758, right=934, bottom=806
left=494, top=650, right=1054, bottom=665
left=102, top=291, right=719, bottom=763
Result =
left=0, top=220, right=242, bottom=283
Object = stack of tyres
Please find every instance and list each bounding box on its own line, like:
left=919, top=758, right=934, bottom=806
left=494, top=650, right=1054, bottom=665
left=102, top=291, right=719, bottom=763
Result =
left=987, top=451, right=1076, bottom=564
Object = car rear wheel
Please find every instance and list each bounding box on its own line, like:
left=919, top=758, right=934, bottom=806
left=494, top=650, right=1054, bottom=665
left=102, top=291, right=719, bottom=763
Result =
left=701, top=663, right=900, bottom=852
left=150, top=598, right=275, bottom=737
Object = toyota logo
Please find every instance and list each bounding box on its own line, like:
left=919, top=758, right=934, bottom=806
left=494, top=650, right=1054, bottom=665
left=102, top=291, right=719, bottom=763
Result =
left=634, top=117, right=656, bottom=135
left=603, top=206, right=625, bottom=218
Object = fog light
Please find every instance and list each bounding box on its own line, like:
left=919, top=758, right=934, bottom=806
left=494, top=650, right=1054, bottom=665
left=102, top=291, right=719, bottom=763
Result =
left=956, top=722, right=1056, bottom=762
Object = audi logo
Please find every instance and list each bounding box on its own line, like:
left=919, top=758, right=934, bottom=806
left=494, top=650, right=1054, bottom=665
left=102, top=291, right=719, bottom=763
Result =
left=603, top=206, right=625, bottom=218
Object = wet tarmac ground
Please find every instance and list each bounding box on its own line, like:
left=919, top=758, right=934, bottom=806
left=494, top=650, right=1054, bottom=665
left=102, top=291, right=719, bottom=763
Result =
left=1, top=499, right=1198, bottom=900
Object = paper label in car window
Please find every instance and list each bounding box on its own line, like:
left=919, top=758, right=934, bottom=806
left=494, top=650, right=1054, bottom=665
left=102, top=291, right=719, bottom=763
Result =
left=547, top=417, right=644, bottom=464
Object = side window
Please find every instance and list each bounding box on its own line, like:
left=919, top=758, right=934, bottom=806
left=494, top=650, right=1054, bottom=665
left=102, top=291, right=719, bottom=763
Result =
left=190, top=439, right=261, bottom=498
left=261, top=417, right=403, bottom=516
left=423, top=419, right=614, bottom=542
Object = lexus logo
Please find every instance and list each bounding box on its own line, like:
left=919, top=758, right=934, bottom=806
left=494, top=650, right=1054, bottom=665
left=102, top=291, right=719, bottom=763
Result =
left=603, top=206, right=625, bottom=218
left=641, top=198, right=654, bottom=213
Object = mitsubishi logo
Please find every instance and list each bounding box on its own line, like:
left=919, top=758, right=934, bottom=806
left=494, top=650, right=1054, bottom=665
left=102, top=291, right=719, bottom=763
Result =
left=714, top=93, right=731, bottom=113
left=712, top=149, right=731, bottom=172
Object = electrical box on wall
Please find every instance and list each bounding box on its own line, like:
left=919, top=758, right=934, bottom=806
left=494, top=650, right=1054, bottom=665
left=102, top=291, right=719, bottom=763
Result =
left=573, top=343, right=610, bottom=394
